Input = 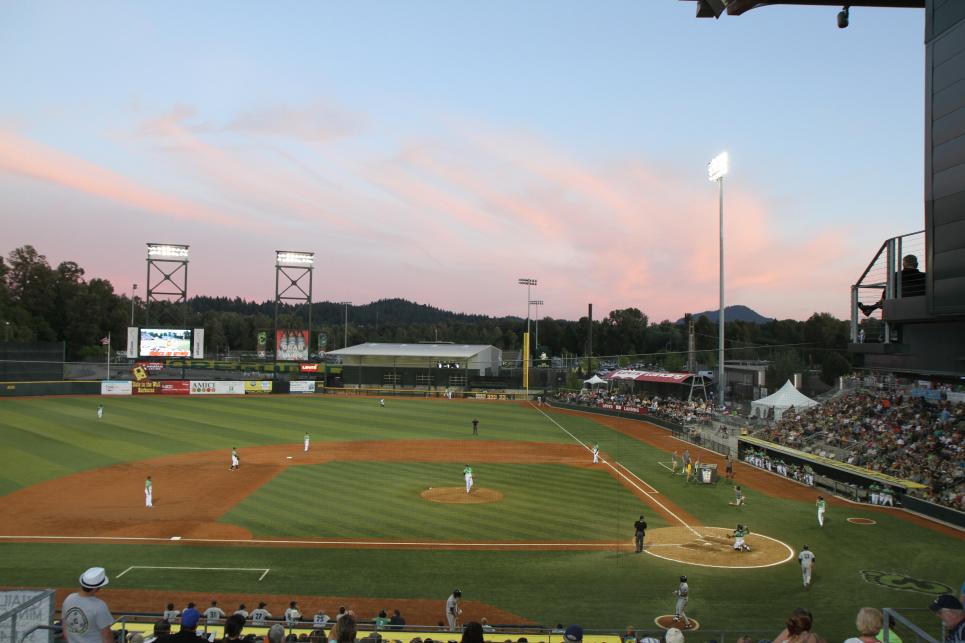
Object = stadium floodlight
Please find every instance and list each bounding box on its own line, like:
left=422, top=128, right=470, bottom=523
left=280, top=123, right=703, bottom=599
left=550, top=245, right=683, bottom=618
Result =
left=530, top=300, right=544, bottom=355
left=340, top=301, right=352, bottom=349
left=708, top=151, right=728, bottom=407
left=276, top=251, right=315, bottom=266
left=146, top=243, right=190, bottom=259
left=708, top=152, right=729, bottom=182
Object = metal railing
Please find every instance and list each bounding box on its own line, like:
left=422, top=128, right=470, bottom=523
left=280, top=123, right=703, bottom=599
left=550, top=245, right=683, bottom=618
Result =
left=851, top=230, right=925, bottom=344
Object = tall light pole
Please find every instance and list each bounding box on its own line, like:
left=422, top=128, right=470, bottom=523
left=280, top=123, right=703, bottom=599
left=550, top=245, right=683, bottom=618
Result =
left=708, top=151, right=729, bottom=407
left=131, top=284, right=138, bottom=326
left=340, top=301, right=352, bottom=349
left=518, top=278, right=537, bottom=396
left=530, top=300, right=543, bottom=355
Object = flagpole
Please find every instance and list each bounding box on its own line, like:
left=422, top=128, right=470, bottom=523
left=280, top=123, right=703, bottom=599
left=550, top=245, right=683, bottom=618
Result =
left=106, top=332, right=111, bottom=379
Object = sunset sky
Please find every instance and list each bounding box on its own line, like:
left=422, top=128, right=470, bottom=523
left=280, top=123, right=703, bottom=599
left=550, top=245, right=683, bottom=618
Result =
left=0, top=2, right=924, bottom=322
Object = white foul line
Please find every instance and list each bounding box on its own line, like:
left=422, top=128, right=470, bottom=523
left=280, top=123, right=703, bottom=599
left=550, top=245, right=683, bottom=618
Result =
left=115, top=566, right=134, bottom=578
left=532, top=404, right=703, bottom=539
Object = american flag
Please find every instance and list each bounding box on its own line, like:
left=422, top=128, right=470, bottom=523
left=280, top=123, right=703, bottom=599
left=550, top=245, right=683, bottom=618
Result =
left=100, top=336, right=110, bottom=346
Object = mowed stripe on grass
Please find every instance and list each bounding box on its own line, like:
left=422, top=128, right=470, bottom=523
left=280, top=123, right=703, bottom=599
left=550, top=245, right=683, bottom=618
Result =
left=221, top=461, right=664, bottom=542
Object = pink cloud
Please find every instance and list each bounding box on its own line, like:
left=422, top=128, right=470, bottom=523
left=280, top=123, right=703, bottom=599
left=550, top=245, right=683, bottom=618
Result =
left=0, top=128, right=236, bottom=228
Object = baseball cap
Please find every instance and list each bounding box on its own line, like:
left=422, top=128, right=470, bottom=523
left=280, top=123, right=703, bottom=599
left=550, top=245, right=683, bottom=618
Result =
left=79, top=567, right=109, bottom=589
left=665, top=628, right=685, bottom=643
left=181, top=609, right=201, bottom=628
left=929, top=594, right=963, bottom=612
left=564, top=625, right=583, bottom=642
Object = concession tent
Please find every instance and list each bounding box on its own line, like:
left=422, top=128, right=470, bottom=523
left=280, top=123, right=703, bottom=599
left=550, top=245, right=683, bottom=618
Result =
left=584, top=374, right=609, bottom=387
left=750, top=380, right=819, bottom=420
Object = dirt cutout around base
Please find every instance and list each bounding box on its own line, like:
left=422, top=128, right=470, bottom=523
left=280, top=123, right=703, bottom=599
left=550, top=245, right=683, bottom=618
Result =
left=654, top=616, right=700, bottom=632
left=421, top=487, right=504, bottom=504
left=644, top=526, right=793, bottom=568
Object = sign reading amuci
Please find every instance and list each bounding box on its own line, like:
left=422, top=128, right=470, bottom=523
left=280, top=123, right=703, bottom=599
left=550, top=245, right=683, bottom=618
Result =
left=190, top=381, right=245, bottom=395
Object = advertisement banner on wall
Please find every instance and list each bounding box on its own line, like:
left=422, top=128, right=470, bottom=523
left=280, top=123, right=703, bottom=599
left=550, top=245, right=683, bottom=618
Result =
left=244, top=380, right=273, bottom=394
left=257, top=331, right=268, bottom=358
left=299, top=363, right=319, bottom=372
left=276, top=330, right=309, bottom=361
left=289, top=381, right=316, bottom=394
left=101, top=381, right=132, bottom=396
left=161, top=381, right=191, bottom=395
left=133, top=380, right=162, bottom=395
left=193, top=328, right=205, bottom=359
left=190, top=381, right=245, bottom=395
left=127, top=327, right=139, bottom=357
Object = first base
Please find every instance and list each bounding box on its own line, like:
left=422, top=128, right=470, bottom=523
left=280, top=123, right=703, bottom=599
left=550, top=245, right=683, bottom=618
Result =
left=286, top=456, right=293, bottom=460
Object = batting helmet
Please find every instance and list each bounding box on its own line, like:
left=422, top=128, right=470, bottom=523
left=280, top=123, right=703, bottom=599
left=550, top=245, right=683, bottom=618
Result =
left=453, top=589, right=462, bottom=597
left=679, top=575, right=687, bottom=582
left=802, top=544, right=809, bottom=550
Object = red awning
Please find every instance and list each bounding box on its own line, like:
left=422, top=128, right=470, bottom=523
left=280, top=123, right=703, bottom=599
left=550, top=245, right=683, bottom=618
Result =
left=607, top=370, right=695, bottom=384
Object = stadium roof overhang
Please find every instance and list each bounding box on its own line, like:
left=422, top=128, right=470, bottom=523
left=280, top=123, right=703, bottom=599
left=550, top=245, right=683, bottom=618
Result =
left=606, top=370, right=701, bottom=384
left=683, top=0, right=923, bottom=19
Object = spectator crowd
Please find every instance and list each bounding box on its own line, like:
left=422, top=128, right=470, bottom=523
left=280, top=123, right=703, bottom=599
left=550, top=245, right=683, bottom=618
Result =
left=758, top=390, right=963, bottom=510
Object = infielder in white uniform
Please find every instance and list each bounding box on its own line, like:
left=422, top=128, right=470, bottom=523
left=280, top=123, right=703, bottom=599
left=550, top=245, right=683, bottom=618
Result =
left=592, top=443, right=600, bottom=463
left=463, top=465, right=474, bottom=494
left=798, top=544, right=815, bottom=589
left=144, top=476, right=153, bottom=508
left=304, top=433, right=310, bottom=453
left=230, top=447, right=239, bottom=471
left=672, top=576, right=690, bottom=627
left=445, top=589, right=462, bottom=631
left=379, top=399, right=385, bottom=407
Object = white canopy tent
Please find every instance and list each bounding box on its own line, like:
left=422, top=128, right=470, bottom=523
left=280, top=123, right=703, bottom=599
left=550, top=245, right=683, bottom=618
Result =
left=750, top=380, right=819, bottom=420
left=583, top=374, right=609, bottom=387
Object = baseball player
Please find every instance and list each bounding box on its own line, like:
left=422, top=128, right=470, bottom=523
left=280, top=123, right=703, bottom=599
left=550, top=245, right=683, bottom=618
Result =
left=230, top=447, right=239, bottom=471
left=472, top=418, right=479, bottom=436
left=816, top=496, right=826, bottom=527
left=203, top=601, right=225, bottom=623
left=592, top=443, right=600, bottom=464
left=869, top=483, right=880, bottom=505
left=304, top=433, right=310, bottom=453
left=284, top=601, right=302, bottom=626
left=250, top=602, right=271, bottom=625
left=445, top=589, right=462, bottom=631
left=881, top=486, right=894, bottom=506
left=798, top=544, right=815, bottom=589
left=731, top=485, right=745, bottom=507
left=725, top=454, right=734, bottom=479
left=671, top=450, right=679, bottom=475
left=731, top=523, right=751, bottom=552
left=144, top=476, right=153, bottom=508
left=96, top=404, right=103, bottom=419
left=463, top=465, right=474, bottom=494
left=672, top=576, right=690, bottom=627
left=379, top=399, right=385, bottom=407
left=633, top=515, right=648, bottom=553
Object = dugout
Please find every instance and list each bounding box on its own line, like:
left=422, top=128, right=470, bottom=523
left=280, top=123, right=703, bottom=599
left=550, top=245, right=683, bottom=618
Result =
left=327, top=342, right=502, bottom=389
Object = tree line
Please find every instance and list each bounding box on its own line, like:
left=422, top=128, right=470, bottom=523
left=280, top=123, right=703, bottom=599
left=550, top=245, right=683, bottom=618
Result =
left=0, top=245, right=852, bottom=385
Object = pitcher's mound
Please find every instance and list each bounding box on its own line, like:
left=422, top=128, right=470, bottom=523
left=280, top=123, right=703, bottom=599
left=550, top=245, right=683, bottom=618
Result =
left=421, top=487, right=503, bottom=504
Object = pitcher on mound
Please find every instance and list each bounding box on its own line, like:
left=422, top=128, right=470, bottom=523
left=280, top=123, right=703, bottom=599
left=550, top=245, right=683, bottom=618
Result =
left=463, top=465, right=474, bottom=494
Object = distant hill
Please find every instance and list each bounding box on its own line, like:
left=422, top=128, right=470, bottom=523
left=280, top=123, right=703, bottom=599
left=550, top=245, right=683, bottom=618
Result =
left=677, top=305, right=773, bottom=325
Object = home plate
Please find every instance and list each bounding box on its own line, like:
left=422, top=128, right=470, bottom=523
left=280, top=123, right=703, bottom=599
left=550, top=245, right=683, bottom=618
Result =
left=170, top=536, right=181, bottom=541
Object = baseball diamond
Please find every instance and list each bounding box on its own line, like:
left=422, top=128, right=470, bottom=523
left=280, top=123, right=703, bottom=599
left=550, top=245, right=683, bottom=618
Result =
left=0, top=395, right=960, bottom=638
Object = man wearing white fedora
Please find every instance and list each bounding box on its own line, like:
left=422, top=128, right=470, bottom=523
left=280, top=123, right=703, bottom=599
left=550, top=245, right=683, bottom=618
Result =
left=62, top=567, right=114, bottom=643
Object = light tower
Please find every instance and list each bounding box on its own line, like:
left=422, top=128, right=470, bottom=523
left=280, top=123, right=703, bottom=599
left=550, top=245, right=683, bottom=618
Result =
left=708, top=151, right=729, bottom=407
left=145, top=243, right=189, bottom=325
left=274, top=251, right=314, bottom=360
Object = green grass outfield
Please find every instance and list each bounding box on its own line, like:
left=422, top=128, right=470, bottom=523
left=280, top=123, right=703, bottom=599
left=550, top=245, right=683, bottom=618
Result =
left=0, top=395, right=959, bottom=638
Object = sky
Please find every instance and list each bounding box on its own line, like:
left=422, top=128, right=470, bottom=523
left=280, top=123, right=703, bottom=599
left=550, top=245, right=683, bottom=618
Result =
left=0, top=2, right=925, bottom=322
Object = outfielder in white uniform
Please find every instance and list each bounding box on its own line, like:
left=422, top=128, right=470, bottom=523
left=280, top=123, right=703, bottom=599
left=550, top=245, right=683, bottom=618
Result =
left=304, top=433, right=310, bottom=453
left=379, top=399, right=385, bottom=407
left=445, top=589, right=462, bottom=631
left=672, top=576, right=690, bottom=627
left=463, top=465, right=474, bottom=494
left=144, top=476, right=153, bottom=508
left=798, top=545, right=815, bottom=589
left=816, top=496, right=826, bottom=527
left=592, top=443, right=600, bottom=463
left=97, top=404, right=103, bottom=419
